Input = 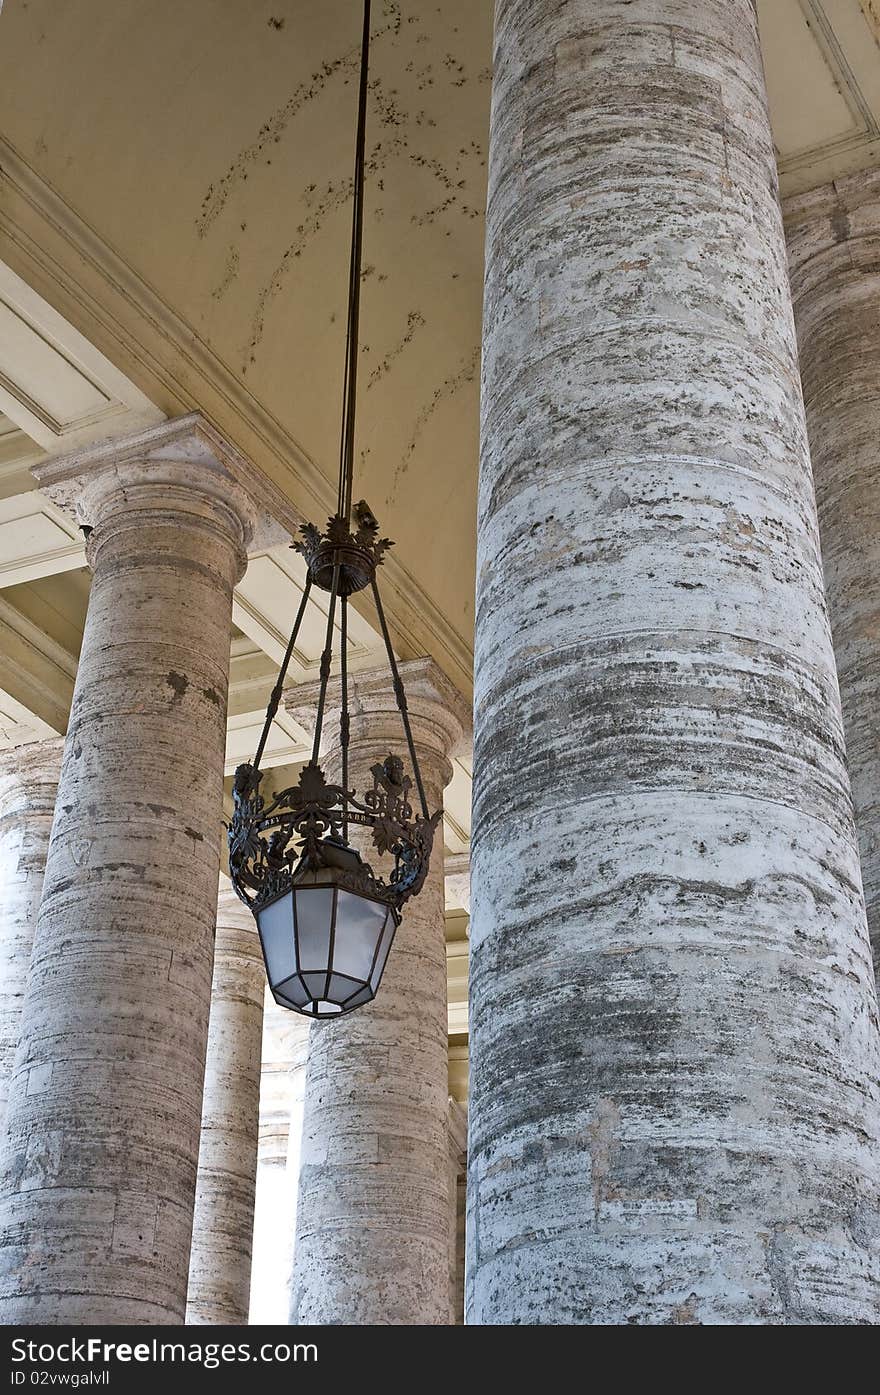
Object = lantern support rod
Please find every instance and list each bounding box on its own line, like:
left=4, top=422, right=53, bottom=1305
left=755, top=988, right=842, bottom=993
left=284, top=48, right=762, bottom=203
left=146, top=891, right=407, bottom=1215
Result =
left=370, top=575, right=430, bottom=820
left=311, top=564, right=342, bottom=767
left=340, top=593, right=350, bottom=841
left=253, top=574, right=313, bottom=771
left=336, top=0, right=371, bottom=526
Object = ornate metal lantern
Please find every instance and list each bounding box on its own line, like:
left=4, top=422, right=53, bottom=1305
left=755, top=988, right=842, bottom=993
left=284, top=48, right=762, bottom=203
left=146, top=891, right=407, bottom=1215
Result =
left=227, top=1, right=442, bottom=1018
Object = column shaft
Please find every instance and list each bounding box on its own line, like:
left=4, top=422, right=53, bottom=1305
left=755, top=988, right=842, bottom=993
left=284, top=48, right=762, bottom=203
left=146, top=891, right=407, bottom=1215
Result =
left=287, top=659, right=468, bottom=1325
left=0, top=739, right=63, bottom=1124
left=0, top=420, right=266, bottom=1323
left=469, top=0, right=880, bottom=1323
left=186, top=880, right=265, bottom=1325
left=786, top=171, right=880, bottom=980
left=447, top=1098, right=467, bottom=1326
left=248, top=1001, right=309, bottom=1323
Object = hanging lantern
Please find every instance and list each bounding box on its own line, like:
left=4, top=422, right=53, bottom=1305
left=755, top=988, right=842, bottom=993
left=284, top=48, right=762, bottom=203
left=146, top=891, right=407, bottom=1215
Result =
left=228, top=508, right=442, bottom=1019
left=227, top=1, right=442, bottom=1018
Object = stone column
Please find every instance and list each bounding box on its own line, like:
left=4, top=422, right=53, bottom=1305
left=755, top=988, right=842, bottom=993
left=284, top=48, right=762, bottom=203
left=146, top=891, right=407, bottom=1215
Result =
left=786, top=170, right=880, bottom=982
left=469, top=0, right=880, bottom=1324
left=0, top=738, right=63, bottom=1124
left=447, top=1098, right=467, bottom=1326
left=287, top=659, right=469, bottom=1325
left=186, top=877, right=265, bottom=1325
left=248, top=999, right=309, bottom=1323
left=0, top=416, right=277, bottom=1324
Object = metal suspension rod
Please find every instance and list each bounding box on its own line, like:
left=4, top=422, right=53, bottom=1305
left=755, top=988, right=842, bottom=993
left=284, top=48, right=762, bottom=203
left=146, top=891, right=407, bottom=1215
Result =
left=370, top=576, right=430, bottom=819
left=253, top=574, right=313, bottom=770
left=311, top=565, right=342, bottom=767
left=337, top=0, right=371, bottom=524
left=339, top=594, right=350, bottom=841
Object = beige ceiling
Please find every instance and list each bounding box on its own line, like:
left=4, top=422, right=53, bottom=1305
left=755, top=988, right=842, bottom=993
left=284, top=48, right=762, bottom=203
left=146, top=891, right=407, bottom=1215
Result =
left=760, top=0, right=880, bottom=194
left=0, top=0, right=492, bottom=695
left=0, top=0, right=879, bottom=702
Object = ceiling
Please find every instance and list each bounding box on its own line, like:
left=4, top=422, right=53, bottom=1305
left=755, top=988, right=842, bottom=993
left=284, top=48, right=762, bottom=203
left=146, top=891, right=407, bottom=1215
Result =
left=760, top=0, right=880, bottom=195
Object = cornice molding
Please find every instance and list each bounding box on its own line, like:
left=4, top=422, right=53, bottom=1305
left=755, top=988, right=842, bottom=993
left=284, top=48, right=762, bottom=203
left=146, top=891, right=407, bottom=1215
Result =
left=0, top=136, right=474, bottom=699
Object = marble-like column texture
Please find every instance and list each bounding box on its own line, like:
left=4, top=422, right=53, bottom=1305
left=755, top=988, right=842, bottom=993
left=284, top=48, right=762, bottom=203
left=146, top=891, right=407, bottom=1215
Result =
left=785, top=170, right=880, bottom=982
left=248, top=997, right=309, bottom=1323
left=0, top=417, right=276, bottom=1324
left=469, top=0, right=880, bottom=1324
left=447, top=1098, right=467, bottom=1326
left=186, top=878, right=265, bottom=1325
left=0, top=738, right=63, bottom=1124
left=286, top=658, right=469, bottom=1325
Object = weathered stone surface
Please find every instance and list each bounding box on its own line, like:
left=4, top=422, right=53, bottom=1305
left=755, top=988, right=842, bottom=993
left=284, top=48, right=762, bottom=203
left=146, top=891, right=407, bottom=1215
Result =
left=249, top=995, right=309, bottom=1324
left=468, top=0, right=880, bottom=1324
left=786, top=169, right=880, bottom=983
left=0, top=417, right=271, bottom=1324
left=286, top=658, right=469, bottom=1325
left=0, top=739, right=63, bottom=1125
left=447, top=1097, right=467, bottom=1326
left=186, top=878, right=264, bottom=1326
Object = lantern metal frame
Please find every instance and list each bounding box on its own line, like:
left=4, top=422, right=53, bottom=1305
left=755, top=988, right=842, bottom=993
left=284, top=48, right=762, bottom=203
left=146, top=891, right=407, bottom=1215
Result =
left=227, top=0, right=443, bottom=1017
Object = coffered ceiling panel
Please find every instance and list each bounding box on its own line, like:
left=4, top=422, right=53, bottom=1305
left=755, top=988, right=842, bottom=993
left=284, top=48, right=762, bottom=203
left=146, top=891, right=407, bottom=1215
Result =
left=0, top=262, right=162, bottom=452
left=0, top=684, right=56, bottom=748
left=758, top=0, right=880, bottom=194
left=0, top=492, right=83, bottom=586
left=225, top=708, right=309, bottom=776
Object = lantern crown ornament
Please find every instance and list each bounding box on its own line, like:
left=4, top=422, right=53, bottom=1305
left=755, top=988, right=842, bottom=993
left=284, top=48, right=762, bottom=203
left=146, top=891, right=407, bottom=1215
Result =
left=228, top=0, right=443, bottom=1019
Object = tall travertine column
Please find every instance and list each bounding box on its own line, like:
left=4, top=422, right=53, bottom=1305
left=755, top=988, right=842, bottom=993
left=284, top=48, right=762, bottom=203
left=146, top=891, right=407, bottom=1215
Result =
left=287, top=658, right=469, bottom=1325
left=248, top=998, right=309, bottom=1323
left=0, top=416, right=279, bottom=1324
left=447, top=1098, right=467, bottom=1326
left=186, top=877, right=265, bottom=1325
left=786, top=170, right=880, bottom=982
left=0, top=738, right=63, bottom=1124
left=469, top=0, right=880, bottom=1324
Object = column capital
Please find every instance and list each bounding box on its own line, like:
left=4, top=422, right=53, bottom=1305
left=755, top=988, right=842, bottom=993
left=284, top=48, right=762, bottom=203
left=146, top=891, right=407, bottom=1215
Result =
left=0, top=737, right=64, bottom=822
left=284, top=655, right=471, bottom=788
left=31, top=413, right=292, bottom=576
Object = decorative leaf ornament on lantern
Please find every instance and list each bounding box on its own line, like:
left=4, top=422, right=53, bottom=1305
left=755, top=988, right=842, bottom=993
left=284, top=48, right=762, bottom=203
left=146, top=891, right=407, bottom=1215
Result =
left=227, top=1, right=443, bottom=1019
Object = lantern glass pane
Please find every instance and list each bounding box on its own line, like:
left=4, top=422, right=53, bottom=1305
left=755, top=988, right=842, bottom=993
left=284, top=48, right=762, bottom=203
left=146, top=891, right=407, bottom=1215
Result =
left=342, top=983, right=373, bottom=1011
left=294, top=888, right=334, bottom=971
left=369, top=911, right=396, bottom=993
left=302, top=971, right=329, bottom=1001
left=256, top=892, right=296, bottom=988
left=275, top=974, right=309, bottom=1009
left=327, top=971, right=362, bottom=1004
left=313, top=1000, right=343, bottom=1016
left=333, top=891, right=389, bottom=982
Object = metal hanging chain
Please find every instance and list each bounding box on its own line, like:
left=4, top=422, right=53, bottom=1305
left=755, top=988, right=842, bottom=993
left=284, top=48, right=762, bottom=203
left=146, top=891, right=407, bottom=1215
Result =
left=254, top=0, right=433, bottom=828
left=336, top=0, right=371, bottom=525
left=253, top=574, right=313, bottom=771
left=311, top=564, right=342, bottom=767
left=339, top=593, right=350, bottom=839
